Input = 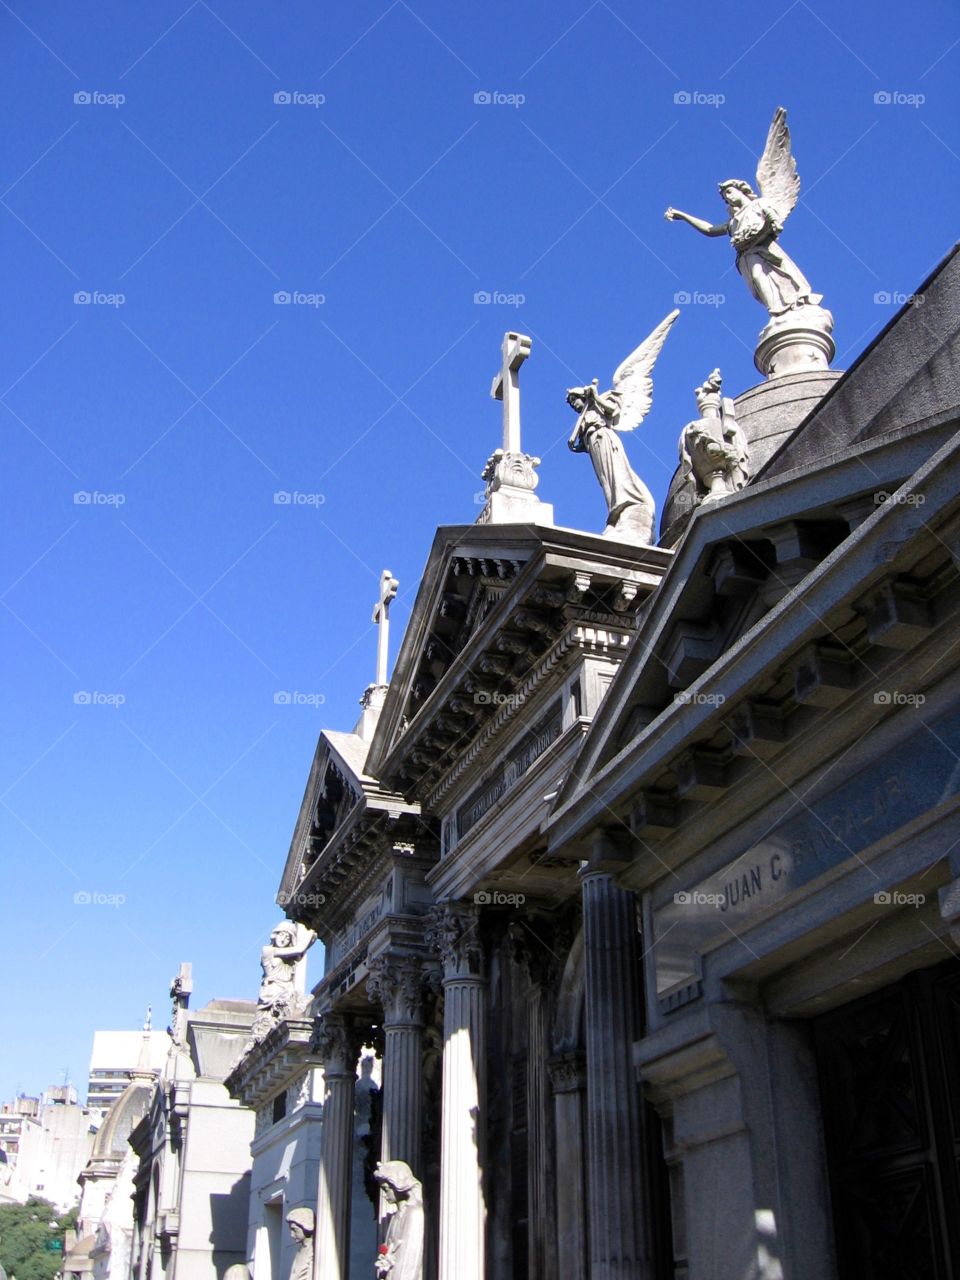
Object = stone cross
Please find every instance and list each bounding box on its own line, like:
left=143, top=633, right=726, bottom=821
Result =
left=372, top=569, right=400, bottom=687
left=490, top=332, right=532, bottom=455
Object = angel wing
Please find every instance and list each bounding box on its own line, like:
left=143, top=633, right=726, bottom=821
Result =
left=610, top=309, right=679, bottom=432
left=755, top=106, right=800, bottom=229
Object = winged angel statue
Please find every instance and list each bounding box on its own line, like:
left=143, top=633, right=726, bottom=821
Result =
left=665, top=107, right=819, bottom=318
left=567, top=309, right=678, bottom=545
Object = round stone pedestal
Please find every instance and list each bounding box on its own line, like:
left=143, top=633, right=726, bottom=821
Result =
left=754, top=304, right=835, bottom=378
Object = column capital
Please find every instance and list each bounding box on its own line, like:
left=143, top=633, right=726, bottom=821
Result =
left=547, top=1050, right=587, bottom=1095
left=366, top=953, right=428, bottom=1026
left=310, top=1011, right=364, bottom=1077
left=426, top=902, right=484, bottom=981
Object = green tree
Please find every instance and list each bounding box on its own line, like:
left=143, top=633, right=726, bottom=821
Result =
left=0, top=1198, right=78, bottom=1280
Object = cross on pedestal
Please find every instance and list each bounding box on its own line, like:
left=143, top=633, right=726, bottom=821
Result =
left=490, top=331, right=532, bottom=455
left=372, top=569, right=399, bottom=687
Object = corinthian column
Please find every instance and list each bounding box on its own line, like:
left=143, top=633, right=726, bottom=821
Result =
left=427, top=903, right=486, bottom=1280
left=581, top=869, right=651, bottom=1279
left=312, top=1012, right=362, bottom=1280
left=366, top=954, right=425, bottom=1172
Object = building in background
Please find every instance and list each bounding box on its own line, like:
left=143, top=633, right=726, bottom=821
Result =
left=86, top=1033, right=169, bottom=1115
left=128, top=970, right=257, bottom=1280
left=0, top=1088, right=95, bottom=1211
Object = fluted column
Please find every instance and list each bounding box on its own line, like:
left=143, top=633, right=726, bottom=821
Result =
left=549, top=1052, right=588, bottom=1280
left=313, top=1012, right=362, bottom=1280
left=428, top=903, right=486, bottom=1280
left=366, top=954, right=426, bottom=1174
left=581, top=869, right=650, bottom=1279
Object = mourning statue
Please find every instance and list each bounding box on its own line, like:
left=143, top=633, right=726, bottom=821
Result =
left=373, top=1161, right=424, bottom=1280
left=285, top=1207, right=315, bottom=1280
left=248, top=922, right=317, bottom=1045
left=679, top=368, right=750, bottom=502
left=664, top=107, right=819, bottom=317
left=567, top=309, right=679, bottom=545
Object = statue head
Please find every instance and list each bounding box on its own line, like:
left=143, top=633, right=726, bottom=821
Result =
left=270, top=923, right=296, bottom=947
left=373, top=1160, right=422, bottom=1209
left=285, top=1207, right=315, bottom=1243
left=718, top=179, right=756, bottom=208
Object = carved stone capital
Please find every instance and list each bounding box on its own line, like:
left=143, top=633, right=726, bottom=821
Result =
left=310, top=1011, right=364, bottom=1077
left=366, top=954, right=426, bottom=1026
left=548, top=1051, right=587, bottom=1094
left=426, top=902, right=484, bottom=981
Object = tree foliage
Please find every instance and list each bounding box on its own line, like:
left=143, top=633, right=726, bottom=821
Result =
left=0, top=1198, right=78, bottom=1280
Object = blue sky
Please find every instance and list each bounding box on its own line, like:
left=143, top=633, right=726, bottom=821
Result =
left=2, top=0, right=958, bottom=1103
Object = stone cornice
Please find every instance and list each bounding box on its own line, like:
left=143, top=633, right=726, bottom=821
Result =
left=224, top=1017, right=316, bottom=1110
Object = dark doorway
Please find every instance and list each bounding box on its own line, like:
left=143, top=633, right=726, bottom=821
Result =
left=813, top=956, right=960, bottom=1279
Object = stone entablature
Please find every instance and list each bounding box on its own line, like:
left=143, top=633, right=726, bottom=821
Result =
left=225, top=1018, right=317, bottom=1113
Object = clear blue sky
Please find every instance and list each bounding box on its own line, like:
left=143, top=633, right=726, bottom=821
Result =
left=2, top=0, right=958, bottom=1102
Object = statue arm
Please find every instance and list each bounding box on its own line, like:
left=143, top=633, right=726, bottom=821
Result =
left=664, top=208, right=727, bottom=236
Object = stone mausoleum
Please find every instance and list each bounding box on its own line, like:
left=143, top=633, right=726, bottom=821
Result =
left=232, top=109, right=960, bottom=1280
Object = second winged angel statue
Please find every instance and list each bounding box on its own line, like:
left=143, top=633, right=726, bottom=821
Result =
left=567, top=309, right=678, bottom=545
left=665, top=107, right=820, bottom=317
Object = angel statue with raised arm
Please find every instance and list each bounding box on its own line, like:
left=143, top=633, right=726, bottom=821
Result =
left=665, top=107, right=820, bottom=318
left=567, top=309, right=679, bottom=546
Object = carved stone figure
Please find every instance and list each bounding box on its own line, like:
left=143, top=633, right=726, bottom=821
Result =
left=248, top=923, right=316, bottom=1046
left=665, top=107, right=834, bottom=377
left=679, top=369, right=750, bottom=502
left=373, top=1161, right=424, bottom=1280
left=285, top=1207, right=315, bottom=1280
left=567, top=310, right=679, bottom=545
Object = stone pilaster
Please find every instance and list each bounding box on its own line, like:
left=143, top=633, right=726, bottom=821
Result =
left=427, top=903, right=486, bottom=1280
left=312, top=1012, right=362, bottom=1280
left=548, top=1052, right=588, bottom=1280
left=366, top=954, right=426, bottom=1173
left=581, top=869, right=651, bottom=1279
